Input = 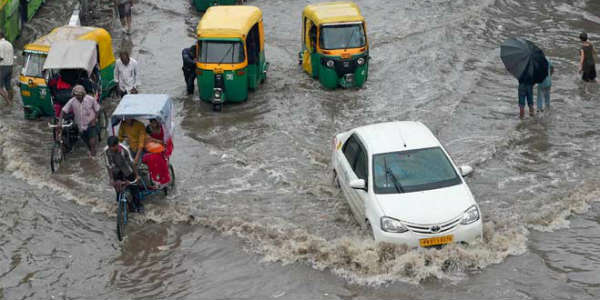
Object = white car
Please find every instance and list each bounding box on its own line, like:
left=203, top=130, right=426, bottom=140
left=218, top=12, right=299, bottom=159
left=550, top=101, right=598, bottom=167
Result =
left=332, top=121, right=482, bottom=247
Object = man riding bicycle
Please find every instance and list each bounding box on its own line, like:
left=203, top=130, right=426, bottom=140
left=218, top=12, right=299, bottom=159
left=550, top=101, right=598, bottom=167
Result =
left=57, top=85, right=100, bottom=157
left=105, top=136, right=144, bottom=213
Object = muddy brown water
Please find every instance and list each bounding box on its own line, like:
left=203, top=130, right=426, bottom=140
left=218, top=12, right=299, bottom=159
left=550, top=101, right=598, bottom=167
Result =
left=1, top=0, right=600, bottom=299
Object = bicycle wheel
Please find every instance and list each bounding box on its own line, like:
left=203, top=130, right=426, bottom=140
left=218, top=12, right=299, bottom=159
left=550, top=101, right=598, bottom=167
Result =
left=116, top=194, right=127, bottom=241
left=50, top=142, right=64, bottom=173
left=97, top=109, right=108, bottom=142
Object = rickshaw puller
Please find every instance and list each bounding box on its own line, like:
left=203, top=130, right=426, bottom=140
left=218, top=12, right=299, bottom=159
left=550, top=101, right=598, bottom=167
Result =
left=58, top=85, right=100, bottom=157
left=105, top=136, right=143, bottom=212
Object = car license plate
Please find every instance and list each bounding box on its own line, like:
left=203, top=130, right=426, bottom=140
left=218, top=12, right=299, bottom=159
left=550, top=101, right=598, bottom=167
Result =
left=419, top=235, right=453, bottom=247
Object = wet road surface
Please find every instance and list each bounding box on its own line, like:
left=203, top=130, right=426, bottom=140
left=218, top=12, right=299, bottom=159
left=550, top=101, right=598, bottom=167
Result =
left=1, top=0, right=600, bottom=298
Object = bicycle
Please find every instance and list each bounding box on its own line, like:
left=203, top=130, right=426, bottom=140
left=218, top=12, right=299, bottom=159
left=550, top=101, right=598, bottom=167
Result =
left=115, top=178, right=138, bottom=241
left=49, top=120, right=77, bottom=173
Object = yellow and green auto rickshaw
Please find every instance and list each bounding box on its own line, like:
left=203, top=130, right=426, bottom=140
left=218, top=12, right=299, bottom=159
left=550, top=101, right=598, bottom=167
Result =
left=19, top=25, right=116, bottom=119
left=196, top=5, right=269, bottom=111
left=299, top=2, right=369, bottom=89
left=191, top=0, right=246, bottom=12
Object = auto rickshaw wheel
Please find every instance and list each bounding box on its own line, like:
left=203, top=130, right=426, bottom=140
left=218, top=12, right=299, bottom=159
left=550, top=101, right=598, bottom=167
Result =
left=213, top=103, right=223, bottom=112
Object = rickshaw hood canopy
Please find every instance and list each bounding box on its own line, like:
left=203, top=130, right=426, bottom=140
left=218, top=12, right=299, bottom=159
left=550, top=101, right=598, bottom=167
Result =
left=197, top=6, right=262, bottom=39
left=43, top=40, right=98, bottom=75
left=111, top=94, right=175, bottom=140
left=303, top=2, right=364, bottom=26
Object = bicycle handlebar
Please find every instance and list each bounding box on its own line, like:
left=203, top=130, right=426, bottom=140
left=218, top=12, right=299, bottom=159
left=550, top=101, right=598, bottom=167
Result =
left=48, top=121, right=73, bottom=128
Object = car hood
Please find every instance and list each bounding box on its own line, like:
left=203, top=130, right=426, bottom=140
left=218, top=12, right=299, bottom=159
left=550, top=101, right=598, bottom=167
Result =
left=375, top=184, right=476, bottom=224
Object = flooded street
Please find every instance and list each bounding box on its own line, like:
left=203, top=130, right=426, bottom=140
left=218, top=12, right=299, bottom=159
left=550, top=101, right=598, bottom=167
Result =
left=2, top=0, right=600, bottom=298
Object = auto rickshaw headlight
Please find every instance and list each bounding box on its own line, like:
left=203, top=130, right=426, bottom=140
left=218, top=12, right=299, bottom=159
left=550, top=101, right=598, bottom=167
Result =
left=357, top=57, right=365, bottom=65
left=326, top=60, right=335, bottom=68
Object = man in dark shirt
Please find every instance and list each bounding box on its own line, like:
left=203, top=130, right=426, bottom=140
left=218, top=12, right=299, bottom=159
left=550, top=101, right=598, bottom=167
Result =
left=182, top=45, right=197, bottom=95
left=104, top=136, right=143, bottom=212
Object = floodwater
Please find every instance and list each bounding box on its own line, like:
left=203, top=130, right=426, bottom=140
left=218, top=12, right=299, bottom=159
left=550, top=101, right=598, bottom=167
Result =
left=1, top=0, right=600, bottom=298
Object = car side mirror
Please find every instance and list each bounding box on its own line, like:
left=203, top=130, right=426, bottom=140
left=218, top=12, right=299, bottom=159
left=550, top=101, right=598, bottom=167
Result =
left=459, top=165, right=473, bottom=177
left=349, top=179, right=366, bottom=190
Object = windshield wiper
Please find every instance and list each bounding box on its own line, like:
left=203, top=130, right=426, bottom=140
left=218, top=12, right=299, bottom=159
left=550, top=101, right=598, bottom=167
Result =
left=384, top=158, right=404, bottom=193
left=344, top=26, right=359, bottom=51
left=217, top=43, right=235, bottom=65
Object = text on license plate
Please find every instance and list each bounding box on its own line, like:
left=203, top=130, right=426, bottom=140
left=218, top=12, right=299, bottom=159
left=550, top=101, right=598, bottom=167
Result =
left=419, top=235, right=453, bottom=247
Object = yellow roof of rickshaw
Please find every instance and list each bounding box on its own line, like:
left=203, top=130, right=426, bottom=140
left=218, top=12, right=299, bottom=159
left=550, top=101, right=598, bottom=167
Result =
left=197, top=6, right=262, bottom=39
left=23, top=26, right=115, bottom=69
left=303, top=2, right=364, bottom=25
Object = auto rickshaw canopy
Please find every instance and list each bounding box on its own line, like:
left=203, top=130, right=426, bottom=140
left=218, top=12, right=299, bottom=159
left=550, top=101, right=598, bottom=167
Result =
left=24, top=25, right=115, bottom=70
left=43, top=40, right=98, bottom=76
left=111, top=94, right=175, bottom=141
left=196, top=6, right=262, bottom=39
left=303, top=2, right=364, bottom=26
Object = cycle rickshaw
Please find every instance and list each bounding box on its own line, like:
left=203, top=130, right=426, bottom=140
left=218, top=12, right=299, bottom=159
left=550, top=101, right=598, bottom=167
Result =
left=106, top=94, right=176, bottom=241
left=46, top=40, right=108, bottom=173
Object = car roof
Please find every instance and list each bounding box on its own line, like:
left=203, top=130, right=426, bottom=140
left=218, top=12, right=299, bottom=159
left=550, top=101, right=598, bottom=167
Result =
left=303, top=2, right=364, bottom=26
left=197, top=6, right=262, bottom=39
left=352, top=121, right=440, bottom=154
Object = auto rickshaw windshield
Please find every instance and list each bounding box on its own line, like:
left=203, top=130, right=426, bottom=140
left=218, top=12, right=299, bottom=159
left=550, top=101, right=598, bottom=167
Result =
left=319, top=23, right=366, bottom=50
left=198, top=40, right=245, bottom=64
left=23, top=53, right=46, bottom=77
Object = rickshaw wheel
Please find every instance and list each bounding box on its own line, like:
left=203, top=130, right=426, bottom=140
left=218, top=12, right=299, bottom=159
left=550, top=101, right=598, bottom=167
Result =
left=116, top=189, right=132, bottom=241
left=164, top=164, right=176, bottom=196
left=51, top=118, right=59, bottom=142
left=50, top=142, right=64, bottom=173
left=116, top=199, right=126, bottom=241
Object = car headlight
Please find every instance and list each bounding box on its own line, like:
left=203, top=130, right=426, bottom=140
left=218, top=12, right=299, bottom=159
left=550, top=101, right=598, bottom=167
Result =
left=460, top=205, right=480, bottom=225
left=326, top=60, right=335, bottom=68
left=380, top=216, right=408, bottom=233
left=357, top=57, right=365, bottom=65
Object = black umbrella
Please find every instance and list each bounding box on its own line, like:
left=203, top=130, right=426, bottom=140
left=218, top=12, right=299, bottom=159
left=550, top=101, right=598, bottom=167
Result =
left=500, top=38, right=548, bottom=84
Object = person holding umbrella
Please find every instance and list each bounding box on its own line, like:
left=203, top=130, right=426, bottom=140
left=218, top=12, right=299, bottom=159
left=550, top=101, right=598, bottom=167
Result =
left=501, top=38, right=549, bottom=119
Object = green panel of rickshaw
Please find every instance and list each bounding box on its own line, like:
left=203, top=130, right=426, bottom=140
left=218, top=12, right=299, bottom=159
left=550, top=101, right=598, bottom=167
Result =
left=310, top=52, right=320, bottom=79
left=318, top=64, right=339, bottom=89
left=20, top=83, right=53, bottom=119
left=99, top=62, right=115, bottom=100
left=197, top=69, right=248, bottom=103
left=197, top=70, right=215, bottom=102
left=247, top=64, right=258, bottom=90
left=224, top=70, right=247, bottom=102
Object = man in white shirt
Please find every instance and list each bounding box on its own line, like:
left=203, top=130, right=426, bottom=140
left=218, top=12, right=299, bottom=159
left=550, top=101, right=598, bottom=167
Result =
left=114, top=50, right=139, bottom=97
left=0, top=31, right=14, bottom=106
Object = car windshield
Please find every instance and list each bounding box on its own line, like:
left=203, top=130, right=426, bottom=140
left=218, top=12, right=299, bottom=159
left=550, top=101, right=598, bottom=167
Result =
left=319, top=23, right=366, bottom=50
left=23, top=52, right=46, bottom=77
left=372, top=147, right=461, bottom=194
left=198, top=40, right=245, bottom=64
